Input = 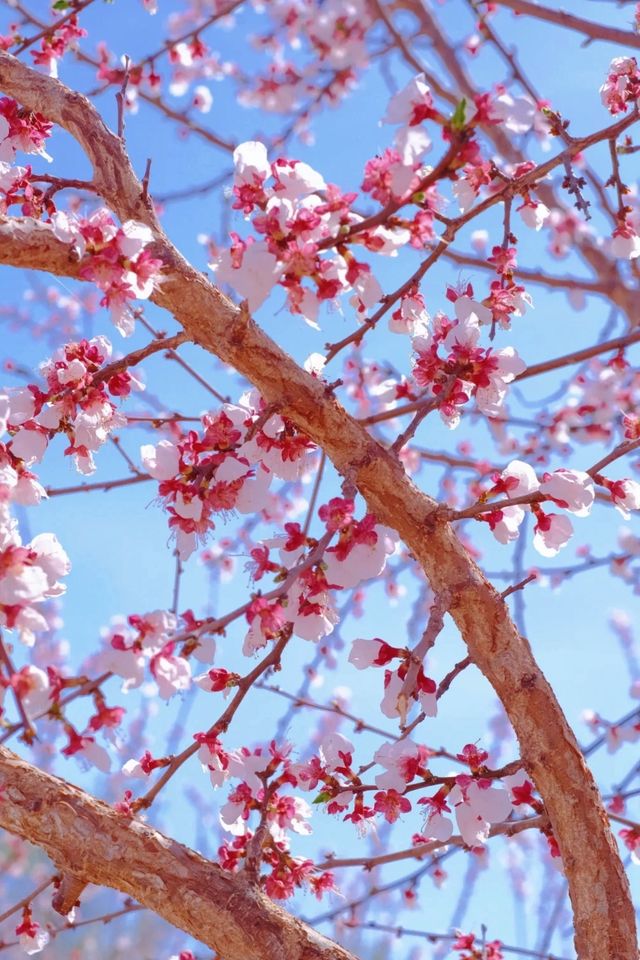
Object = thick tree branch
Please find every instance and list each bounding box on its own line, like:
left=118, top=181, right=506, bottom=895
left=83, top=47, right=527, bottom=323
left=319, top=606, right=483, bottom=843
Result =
left=0, top=746, right=356, bottom=960
left=0, top=50, right=636, bottom=960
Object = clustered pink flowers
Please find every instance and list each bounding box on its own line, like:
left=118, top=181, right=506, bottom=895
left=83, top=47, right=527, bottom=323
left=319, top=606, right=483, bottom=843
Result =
left=600, top=56, right=640, bottom=115
left=141, top=389, right=314, bottom=559
left=51, top=209, right=163, bottom=335
left=3, top=336, right=142, bottom=475
left=0, top=96, right=52, bottom=163
left=0, top=514, right=70, bottom=647
left=411, top=285, right=526, bottom=427
left=473, top=459, right=640, bottom=556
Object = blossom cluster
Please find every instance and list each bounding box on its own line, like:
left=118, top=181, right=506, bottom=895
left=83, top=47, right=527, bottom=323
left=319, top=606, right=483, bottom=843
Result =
left=142, top=399, right=397, bottom=640
left=141, top=389, right=315, bottom=559
left=51, top=209, right=163, bottom=335
left=126, top=735, right=336, bottom=900
left=237, top=0, right=371, bottom=117
left=600, top=56, right=640, bottom=115
left=0, top=95, right=55, bottom=217
left=94, top=36, right=224, bottom=115
left=0, top=96, right=52, bottom=163
left=211, top=138, right=382, bottom=322
left=349, top=636, right=436, bottom=722
left=411, top=287, right=526, bottom=428
left=0, top=161, right=55, bottom=218
left=30, top=13, right=87, bottom=78
left=94, top=608, right=204, bottom=702
left=0, top=501, right=70, bottom=647
left=243, top=503, right=395, bottom=652
left=2, top=335, right=142, bottom=475
left=474, top=459, right=640, bottom=556
left=452, top=931, right=504, bottom=960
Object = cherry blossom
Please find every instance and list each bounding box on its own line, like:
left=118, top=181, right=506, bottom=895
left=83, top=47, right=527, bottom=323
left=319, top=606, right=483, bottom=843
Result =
left=600, top=56, right=640, bottom=114
left=51, top=210, right=163, bottom=336
left=15, top=907, right=49, bottom=956
left=449, top=776, right=513, bottom=847
left=539, top=468, right=595, bottom=517
left=600, top=477, right=640, bottom=518
left=373, top=739, right=429, bottom=791
left=0, top=97, right=52, bottom=162
left=532, top=510, right=574, bottom=558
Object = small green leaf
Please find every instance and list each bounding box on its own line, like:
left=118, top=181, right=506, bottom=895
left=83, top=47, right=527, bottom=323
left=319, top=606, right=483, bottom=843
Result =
left=450, top=98, right=467, bottom=132
left=52, top=0, right=70, bottom=9
left=312, top=791, right=332, bottom=804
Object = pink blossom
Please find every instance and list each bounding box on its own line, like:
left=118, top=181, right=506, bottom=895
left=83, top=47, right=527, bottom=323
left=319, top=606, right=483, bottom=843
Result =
left=140, top=440, right=180, bottom=480
left=6, top=387, right=35, bottom=426
left=192, top=85, right=213, bottom=113
left=600, top=56, right=640, bottom=114
left=449, top=779, right=512, bottom=846
left=233, top=140, right=271, bottom=185
left=539, top=468, right=594, bottom=517
left=210, top=239, right=282, bottom=311
left=348, top=637, right=403, bottom=670
left=374, top=789, right=412, bottom=823
left=319, top=732, right=354, bottom=771
left=373, top=739, right=428, bottom=790
left=226, top=748, right=271, bottom=794
left=9, top=427, right=48, bottom=465
left=519, top=199, right=550, bottom=231
left=611, top=220, right=640, bottom=260
left=602, top=477, right=640, bottom=518
left=490, top=91, right=536, bottom=134
left=272, top=157, right=326, bottom=198
left=498, top=460, right=540, bottom=497
left=533, top=510, right=574, bottom=557
left=382, top=73, right=435, bottom=126
left=150, top=649, right=192, bottom=699
left=323, top=524, right=396, bottom=588
left=15, top=908, right=49, bottom=956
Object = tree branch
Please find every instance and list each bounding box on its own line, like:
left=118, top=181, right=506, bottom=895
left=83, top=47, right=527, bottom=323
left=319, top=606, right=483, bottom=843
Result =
left=492, top=0, right=640, bottom=49
left=0, top=746, right=357, bottom=960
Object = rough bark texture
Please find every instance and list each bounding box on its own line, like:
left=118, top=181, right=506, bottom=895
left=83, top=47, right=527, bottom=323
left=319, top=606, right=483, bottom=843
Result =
left=0, top=746, right=357, bottom=960
left=0, top=51, right=637, bottom=960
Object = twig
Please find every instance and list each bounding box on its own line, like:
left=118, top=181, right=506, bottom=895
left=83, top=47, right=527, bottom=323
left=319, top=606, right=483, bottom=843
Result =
left=116, top=56, right=131, bottom=139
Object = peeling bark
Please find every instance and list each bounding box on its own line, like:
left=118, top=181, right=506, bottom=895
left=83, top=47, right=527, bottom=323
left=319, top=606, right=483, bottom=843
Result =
left=0, top=50, right=636, bottom=959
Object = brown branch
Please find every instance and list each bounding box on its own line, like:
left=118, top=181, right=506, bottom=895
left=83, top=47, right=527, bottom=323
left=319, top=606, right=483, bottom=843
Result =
left=502, top=573, right=538, bottom=599
left=91, top=332, right=190, bottom=385
left=587, top=437, right=640, bottom=478
left=0, top=872, right=57, bottom=924
left=0, top=746, right=357, bottom=960
left=491, top=0, right=640, bottom=49
left=345, top=922, right=572, bottom=960
left=0, top=50, right=636, bottom=960
left=396, top=592, right=447, bottom=725
left=45, top=475, right=152, bottom=497
left=442, top=248, right=612, bottom=295
left=255, top=683, right=398, bottom=740
left=436, top=655, right=472, bottom=699
left=317, top=815, right=547, bottom=870
left=517, top=329, right=640, bottom=383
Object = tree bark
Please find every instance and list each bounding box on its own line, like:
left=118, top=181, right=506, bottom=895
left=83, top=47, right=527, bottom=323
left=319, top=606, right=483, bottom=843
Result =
left=0, top=50, right=636, bottom=960
left=0, top=746, right=357, bottom=960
